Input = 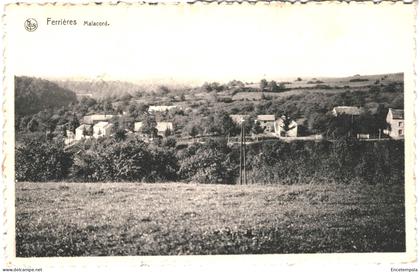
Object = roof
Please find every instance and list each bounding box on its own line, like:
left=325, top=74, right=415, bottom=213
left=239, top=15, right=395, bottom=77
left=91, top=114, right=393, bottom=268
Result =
left=332, top=106, right=362, bottom=116
left=94, top=121, right=113, bottom=129
left=257, top=115, right=275, bottom=121
left=389, top=108, right=404, bottom=120
left=134, top=122, right=143, bottom=132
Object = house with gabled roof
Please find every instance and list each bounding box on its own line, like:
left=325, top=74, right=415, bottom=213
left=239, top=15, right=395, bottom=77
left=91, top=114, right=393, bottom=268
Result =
left=75, top=124, right=93, bottom=140
left=256, top=115, right=276, bottom=133
left=93, top=122, right=113, bottom=138
left=384, top=108, right=404, bottom=139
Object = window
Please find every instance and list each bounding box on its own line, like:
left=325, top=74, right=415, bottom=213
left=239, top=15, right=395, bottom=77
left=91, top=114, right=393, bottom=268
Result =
left=399, top=122, right=403, bottom=127
left=398, top=129, right=403, bottom=136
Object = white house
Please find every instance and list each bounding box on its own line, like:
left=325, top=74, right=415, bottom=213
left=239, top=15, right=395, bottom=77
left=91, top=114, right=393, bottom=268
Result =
left=274, top=116, right=298, bottom=137
left=134, top=122, right=144, bottom=132
left=75, top=124, right=93, bottom=140
left=256, top=115, right=276, bottom=133
left=384, top=108, right=404, bottom=139
left=156, top=122, right=173, bottom=136
left=332, top=106, right=363, bottom=117
left=93, top=122, right=113, bottom=138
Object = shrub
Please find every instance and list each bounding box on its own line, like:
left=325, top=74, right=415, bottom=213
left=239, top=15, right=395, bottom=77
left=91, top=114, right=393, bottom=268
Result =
left=16, top=139, right=73, bottom=181
left=71, top=137, right=153, bottom=181
left=178, top=141, right=235, bottom=184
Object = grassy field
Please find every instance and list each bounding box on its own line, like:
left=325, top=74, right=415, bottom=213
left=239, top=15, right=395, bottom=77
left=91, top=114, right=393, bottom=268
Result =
left=16, top=182, right=405, bottom=256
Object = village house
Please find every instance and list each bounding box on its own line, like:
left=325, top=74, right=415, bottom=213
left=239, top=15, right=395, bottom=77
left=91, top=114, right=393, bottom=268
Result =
left=256, top=115, right=276, bottom=133
left=274, top=116, right=298, bottom=137
left=383, top=108, right=404, bottom=139
left=332, top=106, right=363, bottom=117
left=93, top=122, right=114, bottom=138
left=229, top=114, right=249, bottom=125
left=75, top=124, right=93, bottom=141
left=134, top=121, right=174, bottom=137
left=83, top=114, right=117, bottom=125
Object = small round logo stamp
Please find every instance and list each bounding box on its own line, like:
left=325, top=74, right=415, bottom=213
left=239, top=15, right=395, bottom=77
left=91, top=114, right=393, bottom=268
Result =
left=24, top=18, right=38, bottom=32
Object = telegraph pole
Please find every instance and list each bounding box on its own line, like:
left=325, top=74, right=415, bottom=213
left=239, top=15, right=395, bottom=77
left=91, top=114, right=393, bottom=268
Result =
left=239, top=123, right=243, bottom=185
left=243, top=122, right=247, bottom=185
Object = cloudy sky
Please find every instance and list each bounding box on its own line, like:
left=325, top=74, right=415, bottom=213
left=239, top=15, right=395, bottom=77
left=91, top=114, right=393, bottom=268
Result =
left=5, top=2, right=415, bottom=84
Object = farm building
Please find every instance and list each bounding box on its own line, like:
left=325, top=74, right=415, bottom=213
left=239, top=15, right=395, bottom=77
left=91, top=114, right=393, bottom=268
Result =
left=229, top=114, right=249, bottom=125
left=93, top=122, right=113, bottom=138
left=83, top=114, right=117, bottom=125
left=383, top=108, right=404, bottom=139
left=332, top=106, right=363, bottom=116
left=256, top=115, right=276, bottom=133
left=75, top=124, right=93, bottom=140
left=274, top=116, right=298, bottom=137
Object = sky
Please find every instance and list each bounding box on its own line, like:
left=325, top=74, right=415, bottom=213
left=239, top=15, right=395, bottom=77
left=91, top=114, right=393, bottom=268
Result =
left=5, top=2, right=416, bottom=85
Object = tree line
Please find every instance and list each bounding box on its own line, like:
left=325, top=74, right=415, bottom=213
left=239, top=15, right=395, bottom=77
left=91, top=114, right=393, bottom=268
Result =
left=16, top=134, right=404, bottom=185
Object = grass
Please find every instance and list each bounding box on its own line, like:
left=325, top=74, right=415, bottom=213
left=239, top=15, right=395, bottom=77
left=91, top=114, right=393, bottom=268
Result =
left=16, top=182, right=405, bottom=256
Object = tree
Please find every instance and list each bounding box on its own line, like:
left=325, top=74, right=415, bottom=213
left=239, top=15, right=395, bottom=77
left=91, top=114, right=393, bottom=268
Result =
left=278, top=114, right=297, bottom=137
left=27, top=118, right=39, bottom=132
left=252, top=121, right=264, bottom=135
left=16, top=139, right=73, bottom=181
left=267, top=81, right=280, bottom=92
left=67, top=114, right=80, bottom=133
left=19, top=116, right=31, bottom=132
left=141, top=115, right=158, bottom=137
left=212, top=112, right=237, bottom=136
left=103, top=100, right=113, bottom=114
left=188, top=125, right=199, bottom=138
left=260, top=79, right=268, bottom=91
left=114, top=129, right=127, bottom=142
left=164, top=128, right=172, bottom=137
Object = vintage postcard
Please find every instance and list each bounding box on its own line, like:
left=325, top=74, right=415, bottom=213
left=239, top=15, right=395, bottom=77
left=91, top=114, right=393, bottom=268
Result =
left=1, top=1, right=418, bottom=271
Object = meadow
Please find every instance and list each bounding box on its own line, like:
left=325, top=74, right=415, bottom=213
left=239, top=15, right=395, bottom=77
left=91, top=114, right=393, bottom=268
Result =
left=16, top=182, right=405, bottom=256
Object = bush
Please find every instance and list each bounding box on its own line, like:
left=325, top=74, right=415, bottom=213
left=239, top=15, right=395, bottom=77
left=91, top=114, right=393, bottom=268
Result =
left=71, top=137, right=153, bottom=181
left=242, top=139, right=404, bottom=185
left=178, top=140, right=235, bottom=184
left=16, top=139, right=73, bottom=181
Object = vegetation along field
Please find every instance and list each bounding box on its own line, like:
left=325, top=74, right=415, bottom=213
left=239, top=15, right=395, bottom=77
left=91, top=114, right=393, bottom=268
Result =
left=16, top=182, right=405, bottom=256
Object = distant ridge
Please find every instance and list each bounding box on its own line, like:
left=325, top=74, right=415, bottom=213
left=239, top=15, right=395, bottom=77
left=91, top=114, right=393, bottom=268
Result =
left=15, top=76, right=77, bottom=118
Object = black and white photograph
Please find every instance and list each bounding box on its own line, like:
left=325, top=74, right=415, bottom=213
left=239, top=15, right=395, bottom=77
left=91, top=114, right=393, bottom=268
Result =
left=2, top=1, right=417, bottom=271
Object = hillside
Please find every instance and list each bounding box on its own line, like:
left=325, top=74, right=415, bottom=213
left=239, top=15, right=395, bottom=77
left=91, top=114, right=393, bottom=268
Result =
left=15, top=76, right=77, bottom=118
left=54, top=79, right=192, bottom=100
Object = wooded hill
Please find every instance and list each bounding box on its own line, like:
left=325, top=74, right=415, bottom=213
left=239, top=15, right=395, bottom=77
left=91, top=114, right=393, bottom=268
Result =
left=15, top=76, right=77, bottom=118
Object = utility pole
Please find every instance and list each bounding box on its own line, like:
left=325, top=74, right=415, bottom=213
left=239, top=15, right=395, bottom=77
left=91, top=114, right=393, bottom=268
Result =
left=243, top=123, right=247, bottom=185
left=239, top=123, right=243, bottom=185
left=239, top=121, right=247, bottom=185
